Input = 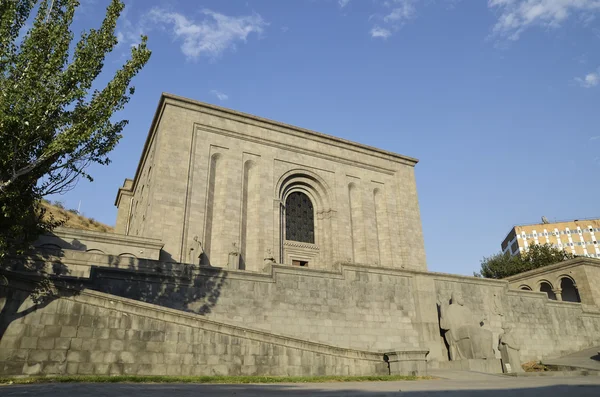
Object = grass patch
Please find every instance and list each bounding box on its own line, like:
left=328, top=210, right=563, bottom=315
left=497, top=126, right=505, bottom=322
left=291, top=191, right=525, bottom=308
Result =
left=0, top=374, right=429, bottom=385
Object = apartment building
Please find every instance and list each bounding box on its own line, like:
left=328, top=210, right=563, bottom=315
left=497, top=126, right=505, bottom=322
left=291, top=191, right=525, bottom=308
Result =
left=501, top=218, right=600, bottom=258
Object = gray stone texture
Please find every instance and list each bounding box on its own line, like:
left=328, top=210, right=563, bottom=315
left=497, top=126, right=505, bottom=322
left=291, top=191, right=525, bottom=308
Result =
left=34, top=227, right=164, bottom=261
left=114, top=94, right=427, bottom=271
left=507, top=258, right=600, bottom=307
left=3, top=253, right=600, bottom=377
left=3, top=95, right=600, bottom=378
left=0, top=284, right=389, bottom=377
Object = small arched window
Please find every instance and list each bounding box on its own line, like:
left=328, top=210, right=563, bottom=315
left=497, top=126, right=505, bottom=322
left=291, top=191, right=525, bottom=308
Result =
left=285, top=192, right=314, bottom=243
left=540, top=281, right=557, bottom=300
left=560, top=277, right=581, bottom=303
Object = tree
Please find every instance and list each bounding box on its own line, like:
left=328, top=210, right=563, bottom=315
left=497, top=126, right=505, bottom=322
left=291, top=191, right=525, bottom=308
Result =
left=475, top=243, right=575, bottom=279
left=474, top=251, right=525, bottom=279
left=0, top=0, right=151, bottom=262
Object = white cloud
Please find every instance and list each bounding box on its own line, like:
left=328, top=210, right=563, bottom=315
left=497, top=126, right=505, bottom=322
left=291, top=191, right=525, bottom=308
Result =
left=367, top=0, right=419, bottom=39
left=211, top=90, right=229, bottom=101
left=489, top=0, right=600, bottom=40
left=384, top=0, right=417, bottom=23
left=339, top=0, right=351, bottom=7
left=575, top=71, right=600, bottom=88
left=115, top=31, right=125, bottom=47
left=370, top=26, right=392, bottom=39
left=116, top=4, right=145, bottom=48
left=147, top=8, right=267, bottom=60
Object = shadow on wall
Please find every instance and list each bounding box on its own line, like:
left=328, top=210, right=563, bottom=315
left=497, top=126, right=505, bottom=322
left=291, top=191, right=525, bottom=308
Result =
left=0, top=252, right=86, bottom=342
left=35, top=236, right=87, bottom=253
left=0, top=251, right=227, bottom=346
left=91, top=254, right=228, bottom=316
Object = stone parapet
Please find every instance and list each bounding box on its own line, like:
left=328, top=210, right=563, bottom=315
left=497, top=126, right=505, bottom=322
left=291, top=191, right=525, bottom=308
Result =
left=384, top=350, right=429, bottom=376
left=34, top=227, right=164, bottom=260
left=0, top=279, right=395, bottom=377
left=3, top=253, right=600, bottom=376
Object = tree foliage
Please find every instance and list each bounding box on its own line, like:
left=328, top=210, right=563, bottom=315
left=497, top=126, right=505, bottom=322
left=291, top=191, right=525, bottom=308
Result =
left=475, top=243, right=575, bottom=279
left=0, top=0, right=150, bottom=262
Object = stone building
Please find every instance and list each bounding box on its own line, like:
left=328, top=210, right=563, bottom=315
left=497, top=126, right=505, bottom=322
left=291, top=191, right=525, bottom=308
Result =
left=506, top=257, right=598, bottom=304
left=2, top=93, right=600, bottom=378
left=115, top=93, right=426, bottom=272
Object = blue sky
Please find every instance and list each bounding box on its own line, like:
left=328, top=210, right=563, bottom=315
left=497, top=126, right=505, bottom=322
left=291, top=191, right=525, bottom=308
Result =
left=47, top=0, right=600, bottom=275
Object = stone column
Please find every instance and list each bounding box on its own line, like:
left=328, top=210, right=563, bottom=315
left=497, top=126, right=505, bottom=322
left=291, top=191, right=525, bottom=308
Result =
left=553, top=288, right=563, bottom=301
left=273, top=199, right=283, bottom=264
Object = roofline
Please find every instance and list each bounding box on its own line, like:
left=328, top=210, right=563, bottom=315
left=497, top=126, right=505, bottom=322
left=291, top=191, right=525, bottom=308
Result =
left=504, top=257, right=600, bottom=281
left=122, top=93, right=420, bottom=205
left=501, top=216, right=600, bottom=247
left=162, top=92, right=419, bottom=163
left=508, top=216, right=600, bottom=230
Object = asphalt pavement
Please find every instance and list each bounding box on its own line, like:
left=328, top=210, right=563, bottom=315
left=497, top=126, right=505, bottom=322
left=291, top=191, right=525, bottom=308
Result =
left=2, top=376, right=600, bottom=396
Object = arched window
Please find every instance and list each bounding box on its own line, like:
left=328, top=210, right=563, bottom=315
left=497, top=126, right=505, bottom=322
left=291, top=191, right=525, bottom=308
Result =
left=540, top=281, right=557, bottom=300
left=285, top=192, right=314, bottom=243
left=520, top=285, right=532, bottom=291
left=560, top=277, right=581, bottom=303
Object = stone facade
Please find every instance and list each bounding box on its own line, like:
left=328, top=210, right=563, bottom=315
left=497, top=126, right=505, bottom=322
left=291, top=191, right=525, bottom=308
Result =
left=3, top=247, right=600, bottom=377
left=115, top=93, right=427, bottom=271
left=506, top=258, right=600, bottom=307
left=2, top=94, right=600, bottom=378
left=34, top=227, right=164, bottom=261
left=0, top=282, right=393, bottom=377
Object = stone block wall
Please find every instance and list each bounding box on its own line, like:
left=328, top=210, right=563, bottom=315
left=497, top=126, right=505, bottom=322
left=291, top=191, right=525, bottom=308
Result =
left=584, top=264, right=600, bottom=308
left=34, top=227, right=164, bottom=261
left=73, top=253, right=600, bottom=364
left=0, top=284, right=390, bottom=377
left=430, top=274, right=600, bottom=363
left=119, top=94, right=428, bottom=272
left=505, top=292, right=600, bottom=359
left=4, top=252, right=600, bottom=377
left=506, top=259, right=600, bottom=306
left=93, top=263, right=423, bottom=352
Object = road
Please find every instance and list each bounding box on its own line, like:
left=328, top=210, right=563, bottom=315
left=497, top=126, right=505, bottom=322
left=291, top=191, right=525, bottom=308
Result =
left=2, top=376, right=600, bottom=396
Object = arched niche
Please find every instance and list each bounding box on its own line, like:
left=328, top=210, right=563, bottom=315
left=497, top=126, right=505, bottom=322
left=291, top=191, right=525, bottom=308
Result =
left=240, top=159, right=262, bottom=271
left=560, top=276, right=581, bottom=303
left=539, top=281, right=557, bottom=300
left=275, top=169, right=333, bottom=268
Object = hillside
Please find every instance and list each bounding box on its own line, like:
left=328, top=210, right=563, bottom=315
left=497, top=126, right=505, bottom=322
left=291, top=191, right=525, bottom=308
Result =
left=41, top=200, right=114, bottom=233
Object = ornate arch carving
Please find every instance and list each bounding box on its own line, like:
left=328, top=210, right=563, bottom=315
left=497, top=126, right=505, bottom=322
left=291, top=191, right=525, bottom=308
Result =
left=556, top=274, right=576, bottom=287
left=274, top=169, right=334, bottom=267
left=276, top=169, right=333, bottom=210
left=537, top=279, right=554, bottom=290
